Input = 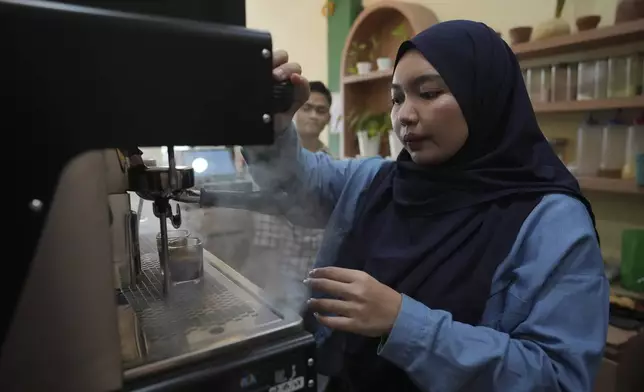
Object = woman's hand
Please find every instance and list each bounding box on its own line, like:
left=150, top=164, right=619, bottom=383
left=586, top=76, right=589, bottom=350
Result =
left=272, top=49, right=310, bottom=135
left=305, top=267, right=403, bottom=338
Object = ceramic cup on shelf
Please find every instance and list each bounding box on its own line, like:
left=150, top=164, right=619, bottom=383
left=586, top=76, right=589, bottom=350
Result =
left=356, top=61, right=372, bottom=75
left=576, top=15, right=601, bottom=31
left=376, top=57, right=393, bottom=71
left=509, top=26, right=532, bottom=45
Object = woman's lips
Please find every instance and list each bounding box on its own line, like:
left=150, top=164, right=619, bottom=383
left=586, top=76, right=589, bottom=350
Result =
left=402, top=134, right=427, bottom=151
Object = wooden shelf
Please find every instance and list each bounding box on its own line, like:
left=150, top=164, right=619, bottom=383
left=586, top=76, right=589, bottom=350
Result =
left=611, top=283, right=644, bottom=301
left=577, top=177, right=644, bottom=195
left=340, top=1, right=439, bottom=157
left=512, top=19, right=644, bottom=61
left=533, top=96, right=644, bottom=113
left=343, top=69, right=393, bottom=84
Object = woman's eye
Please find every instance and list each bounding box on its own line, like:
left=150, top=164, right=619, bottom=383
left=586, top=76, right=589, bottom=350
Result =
left=391, top=96, right=403, bottom=105
left=420, top=90, right=443, bottom=100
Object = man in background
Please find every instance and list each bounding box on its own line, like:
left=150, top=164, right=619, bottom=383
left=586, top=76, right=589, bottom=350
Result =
left=244, top=81, right=332, bottom=313
left=293, top=81, right=332, bottom=153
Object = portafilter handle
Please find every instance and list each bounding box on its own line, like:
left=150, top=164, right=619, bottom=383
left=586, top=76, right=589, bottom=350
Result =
left=273, top=81, right=295, bottom=113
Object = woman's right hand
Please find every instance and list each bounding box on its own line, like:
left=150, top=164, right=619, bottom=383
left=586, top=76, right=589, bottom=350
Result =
left=272, top=50, right=310, bottom=135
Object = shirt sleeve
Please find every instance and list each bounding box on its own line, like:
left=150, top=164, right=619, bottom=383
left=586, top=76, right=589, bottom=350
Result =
left=242, top=123, right=382, bottom=225
left=377, top=196, right=609, bottom=392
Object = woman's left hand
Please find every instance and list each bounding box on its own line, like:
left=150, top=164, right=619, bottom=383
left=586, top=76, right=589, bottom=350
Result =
left=305, top=267, right=403, bottom=338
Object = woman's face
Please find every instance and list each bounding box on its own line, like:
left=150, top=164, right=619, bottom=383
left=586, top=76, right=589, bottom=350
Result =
left=391, top=50, right=469, bottom=165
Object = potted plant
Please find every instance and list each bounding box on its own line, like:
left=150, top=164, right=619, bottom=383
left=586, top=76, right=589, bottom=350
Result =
left=349, top=111, right=383, bottom=156
left=347, top=41, right=372, bottom=75
left=366, top=36, right=392, bottom=72
left=392, top=23, right=411, bottom=43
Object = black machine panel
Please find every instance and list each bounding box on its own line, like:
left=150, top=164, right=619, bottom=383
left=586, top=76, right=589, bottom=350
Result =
left=1, top=0, right=290, bottom=350
left=56, top=0, right=246, bottom=26
left=128, top=333, right=317, bottom=392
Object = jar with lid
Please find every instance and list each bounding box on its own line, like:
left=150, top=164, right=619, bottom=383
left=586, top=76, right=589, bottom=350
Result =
left=527, top=66, right=551, bottom=103
left=599, top=114, right=628, bottom=178
left=623, top=112, right=644, bottom=179
left=551, top=63, right=577, bottom=102
left=574, top=114, right=603, bottom=176
left=577, top=59, right=608, bottom=100
left=608, top=54, right=643, bottom=98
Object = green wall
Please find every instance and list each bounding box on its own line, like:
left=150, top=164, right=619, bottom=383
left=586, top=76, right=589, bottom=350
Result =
left=326, top=0, right=362, bottom=157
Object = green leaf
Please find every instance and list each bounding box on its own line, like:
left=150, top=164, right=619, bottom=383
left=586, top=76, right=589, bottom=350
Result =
left=555, top=0, right=565, bottom=18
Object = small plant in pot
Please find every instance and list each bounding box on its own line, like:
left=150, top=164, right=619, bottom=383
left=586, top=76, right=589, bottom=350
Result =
left=368, top=36, right=392, bottom=72
left=349, top=111, right=384, bottom=157
left=348, top=41, right=372, bottom=75
left=392, top=23, right=411, bottom=43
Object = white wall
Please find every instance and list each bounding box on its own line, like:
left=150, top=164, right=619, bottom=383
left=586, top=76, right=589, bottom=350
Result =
left=245, top=0, right=329, bottom=143
left=362, top=0, right=618, bottom=39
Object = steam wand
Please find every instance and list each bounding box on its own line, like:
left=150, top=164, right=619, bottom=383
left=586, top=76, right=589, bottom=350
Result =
left=153, top=145, right=182, bottom=296
left=172, top=189, right=327, bottom=229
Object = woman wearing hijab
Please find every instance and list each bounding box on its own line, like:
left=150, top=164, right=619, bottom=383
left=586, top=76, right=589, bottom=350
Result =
left=244, top=21, right=609, bottom=392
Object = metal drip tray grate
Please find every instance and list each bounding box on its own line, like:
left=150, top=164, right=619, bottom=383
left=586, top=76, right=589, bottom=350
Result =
left=119, top=234, right=301, bottom=380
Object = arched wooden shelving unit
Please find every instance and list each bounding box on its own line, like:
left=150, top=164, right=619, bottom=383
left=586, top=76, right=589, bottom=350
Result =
left=340, top=1, right=438, bottom=157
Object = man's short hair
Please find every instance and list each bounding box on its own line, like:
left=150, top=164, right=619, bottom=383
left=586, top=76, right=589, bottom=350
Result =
left=309, top=81, right=332, bottom=107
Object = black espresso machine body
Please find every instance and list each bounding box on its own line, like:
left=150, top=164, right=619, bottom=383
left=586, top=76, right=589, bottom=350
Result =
left=0, top=1, right=316, bottom=391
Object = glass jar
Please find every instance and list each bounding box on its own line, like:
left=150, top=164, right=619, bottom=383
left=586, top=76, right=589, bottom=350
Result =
left=599, top=119, right=628, bottom=178
left=575, top=115, right=603, bottom=176
left=577, top=59, right=608, bottom=100
left=608, top=54, right=643, bottom=98
left=528, top=66, right=551, bottom=103
left=623, top=117, right=644, bottom=179
left=551, top=63, right=577, bottom=102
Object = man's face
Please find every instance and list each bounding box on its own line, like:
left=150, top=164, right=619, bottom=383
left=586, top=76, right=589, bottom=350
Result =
left=294, top=92, right=331, bottom=138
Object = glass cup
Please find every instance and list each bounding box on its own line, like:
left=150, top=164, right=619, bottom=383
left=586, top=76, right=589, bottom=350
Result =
left=156, top=229, right=191, bottom=251
left=167, top=237, right=204, bottom=285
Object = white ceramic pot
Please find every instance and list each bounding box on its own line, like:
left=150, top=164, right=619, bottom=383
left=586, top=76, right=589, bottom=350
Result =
left=388, top=130, right=404, bottom=159
left=376, top=57, right=393, bottom=71
left=357, top=131, right=381, bottom=157
left=356, top=61, right=373, bottom=75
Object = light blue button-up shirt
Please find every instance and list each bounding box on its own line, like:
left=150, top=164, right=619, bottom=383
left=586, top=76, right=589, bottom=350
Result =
left=244, top=124, right=609, bottom=392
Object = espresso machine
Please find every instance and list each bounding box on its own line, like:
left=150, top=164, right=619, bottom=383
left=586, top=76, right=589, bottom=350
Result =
left=0, top=1, right=317, bottom=391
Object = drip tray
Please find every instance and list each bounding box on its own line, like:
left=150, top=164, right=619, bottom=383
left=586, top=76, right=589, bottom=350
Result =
left=119, top=235, right=302, bottom=381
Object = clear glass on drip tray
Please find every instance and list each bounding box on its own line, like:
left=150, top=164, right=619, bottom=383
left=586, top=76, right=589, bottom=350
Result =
left=168, top=237, right=204, bottom=285
left=156, top=229, right=204, bottom=285
left=156, top=229, right=191, bottom=249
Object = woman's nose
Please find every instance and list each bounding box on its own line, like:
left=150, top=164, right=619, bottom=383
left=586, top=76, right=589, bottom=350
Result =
left=398, top=101, right=419, bottom=127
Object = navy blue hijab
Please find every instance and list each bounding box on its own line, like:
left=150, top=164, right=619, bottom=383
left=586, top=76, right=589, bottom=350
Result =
left=320, top=21, right=596, bottom=391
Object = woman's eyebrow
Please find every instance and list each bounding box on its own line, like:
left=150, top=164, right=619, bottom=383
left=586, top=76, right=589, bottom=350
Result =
left=391, top=73, right=444, bottom=89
